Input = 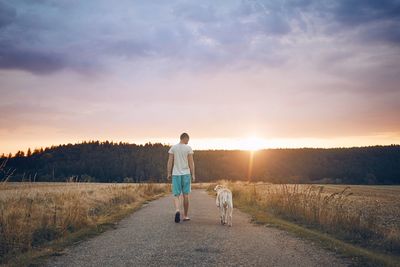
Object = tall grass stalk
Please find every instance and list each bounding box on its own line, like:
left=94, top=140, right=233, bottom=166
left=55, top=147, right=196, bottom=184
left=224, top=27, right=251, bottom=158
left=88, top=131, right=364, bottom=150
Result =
left=0, top=183, right=169, bottom=263
left=213, top=181, right=399, bottom=255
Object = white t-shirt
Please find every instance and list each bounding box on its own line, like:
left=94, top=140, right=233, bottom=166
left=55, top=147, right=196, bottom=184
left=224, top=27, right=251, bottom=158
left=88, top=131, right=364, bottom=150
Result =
left=168, top=143, right=194, bottom=175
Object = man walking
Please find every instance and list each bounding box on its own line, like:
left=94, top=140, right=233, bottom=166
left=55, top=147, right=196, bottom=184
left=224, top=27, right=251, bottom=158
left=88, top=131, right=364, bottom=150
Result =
left=167, top=132, right=196, bottom=223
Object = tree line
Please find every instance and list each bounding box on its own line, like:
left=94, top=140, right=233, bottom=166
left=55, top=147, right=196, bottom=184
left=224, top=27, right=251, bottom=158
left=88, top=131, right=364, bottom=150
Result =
left=1, top=141, right=399, bottom=184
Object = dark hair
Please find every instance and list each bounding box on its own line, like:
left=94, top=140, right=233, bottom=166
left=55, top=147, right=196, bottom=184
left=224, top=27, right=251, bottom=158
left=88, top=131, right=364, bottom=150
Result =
left=180, top=132, right=189, bottom=140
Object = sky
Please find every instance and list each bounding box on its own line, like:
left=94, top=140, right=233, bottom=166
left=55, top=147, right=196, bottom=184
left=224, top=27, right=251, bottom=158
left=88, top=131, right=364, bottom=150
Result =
left=1, top=0, right=400, bottom=154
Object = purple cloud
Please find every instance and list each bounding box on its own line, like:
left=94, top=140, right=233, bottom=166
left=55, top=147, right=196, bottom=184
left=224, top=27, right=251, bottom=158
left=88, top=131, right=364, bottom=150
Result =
left=0, top=0, right=399, bottom=154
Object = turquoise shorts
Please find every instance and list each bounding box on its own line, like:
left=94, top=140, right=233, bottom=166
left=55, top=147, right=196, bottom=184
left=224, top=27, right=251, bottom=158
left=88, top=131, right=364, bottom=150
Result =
left=172, top=174, right=191, bottom=196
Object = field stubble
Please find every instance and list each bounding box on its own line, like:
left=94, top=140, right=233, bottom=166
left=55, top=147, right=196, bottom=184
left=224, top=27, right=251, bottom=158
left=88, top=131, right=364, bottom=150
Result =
left=210, top=181, right=400, bottom=256
left=0, top=182, right=169, bottom=263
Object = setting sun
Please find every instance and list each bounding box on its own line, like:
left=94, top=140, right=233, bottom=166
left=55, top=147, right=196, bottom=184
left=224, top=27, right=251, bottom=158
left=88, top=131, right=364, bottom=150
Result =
left=239, top=136, right=268, bottom=151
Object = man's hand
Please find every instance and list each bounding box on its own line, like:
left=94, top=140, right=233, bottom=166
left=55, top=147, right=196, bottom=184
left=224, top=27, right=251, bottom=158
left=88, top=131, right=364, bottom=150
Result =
left=192, top=174, right=196, bottom=182
left=167, top=174, right=172, bottom=181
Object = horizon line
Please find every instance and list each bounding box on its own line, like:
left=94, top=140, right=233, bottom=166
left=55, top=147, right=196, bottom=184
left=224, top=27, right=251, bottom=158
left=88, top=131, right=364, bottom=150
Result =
left=1, top=139, right=399, bottom=156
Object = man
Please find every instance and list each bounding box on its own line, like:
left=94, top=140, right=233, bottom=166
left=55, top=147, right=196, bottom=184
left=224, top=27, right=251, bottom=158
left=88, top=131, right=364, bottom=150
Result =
left=167, top=132, right=196, bottom=223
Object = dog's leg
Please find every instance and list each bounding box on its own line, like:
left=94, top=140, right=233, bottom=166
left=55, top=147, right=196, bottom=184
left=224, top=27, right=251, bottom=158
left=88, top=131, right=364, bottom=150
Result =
left=219, top=206, right=224, bottom=225
left=217, top=193, right=223, bottom=224
left=223, top=204, right=228, bottom=225
left=224, top=206, right=227, bottom=225
left=225, top=205, right=228, bottom=226
left=228, top=206, right=233, bottom=227
left=229, top=194, right=233, bottom=226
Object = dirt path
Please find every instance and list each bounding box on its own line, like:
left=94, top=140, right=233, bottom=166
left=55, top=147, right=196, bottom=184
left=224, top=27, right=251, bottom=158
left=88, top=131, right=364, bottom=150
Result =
left=45, top=190, right=349, bottom=266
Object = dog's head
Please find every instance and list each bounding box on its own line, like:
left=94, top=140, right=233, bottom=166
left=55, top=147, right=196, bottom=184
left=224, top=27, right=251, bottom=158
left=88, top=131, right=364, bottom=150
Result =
left=214, top=184, right=224, bottom=192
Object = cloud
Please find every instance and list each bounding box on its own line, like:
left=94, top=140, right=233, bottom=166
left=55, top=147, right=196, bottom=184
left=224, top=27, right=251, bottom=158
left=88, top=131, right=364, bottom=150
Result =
left=0, top=1, right=16, bottom=28
left=0, top=1, right=287, bottom=75
left=173, top=2, right=218, bottom=23
left=307, top=0, right=400, bottom=45
left=0, top=43, right=66, bottom=74
left=331, top=0, right=400, bottom=26
left=0, top=0, right=399, bottom=76
left=0, top=0, right=399, bottom=152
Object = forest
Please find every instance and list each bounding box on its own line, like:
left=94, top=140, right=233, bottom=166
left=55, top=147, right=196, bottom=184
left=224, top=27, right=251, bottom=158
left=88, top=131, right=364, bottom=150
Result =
left=1, top=141, right=399, bottom=184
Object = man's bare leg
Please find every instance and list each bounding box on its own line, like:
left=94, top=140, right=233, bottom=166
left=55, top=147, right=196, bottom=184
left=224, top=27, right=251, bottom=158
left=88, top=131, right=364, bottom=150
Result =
left=173, top=195, right=181, bottom=212
left=173, top=195, right=182, bottom=223
left=183, top=194, right=189, bottom=219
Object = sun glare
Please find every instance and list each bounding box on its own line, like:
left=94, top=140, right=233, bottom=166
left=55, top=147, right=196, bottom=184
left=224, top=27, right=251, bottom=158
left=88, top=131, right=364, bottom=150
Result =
left=240, top=136, right=266, bottom=151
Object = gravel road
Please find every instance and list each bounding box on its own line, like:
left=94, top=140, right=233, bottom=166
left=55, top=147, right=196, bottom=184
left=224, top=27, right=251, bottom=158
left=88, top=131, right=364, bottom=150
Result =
left=45, top=189, right=349, bottom=267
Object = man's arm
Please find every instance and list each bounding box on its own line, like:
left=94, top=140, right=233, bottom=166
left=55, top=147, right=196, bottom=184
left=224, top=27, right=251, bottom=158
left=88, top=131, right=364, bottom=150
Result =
left=188, top=154, right=195, bottom=182
left=167, top=153, right=174, bottom=180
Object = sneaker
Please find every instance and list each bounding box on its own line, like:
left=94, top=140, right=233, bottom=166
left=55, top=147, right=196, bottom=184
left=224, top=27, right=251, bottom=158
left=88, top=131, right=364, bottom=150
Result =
left=175, top=211, right=180, bottom=223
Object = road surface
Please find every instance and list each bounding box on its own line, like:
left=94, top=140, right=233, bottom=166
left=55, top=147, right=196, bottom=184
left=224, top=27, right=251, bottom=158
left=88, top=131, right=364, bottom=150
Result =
left=45, top=190, right=349, bottom=267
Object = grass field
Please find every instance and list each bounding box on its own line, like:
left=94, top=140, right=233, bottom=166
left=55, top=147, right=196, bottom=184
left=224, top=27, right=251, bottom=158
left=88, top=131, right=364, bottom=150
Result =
left=0, top=182, right=169, bottom=265
left=320, top=185, right=400, bottom=230
left=2, top=181, right=399, bottom=266
left=208, top=181, right=400, bottom=266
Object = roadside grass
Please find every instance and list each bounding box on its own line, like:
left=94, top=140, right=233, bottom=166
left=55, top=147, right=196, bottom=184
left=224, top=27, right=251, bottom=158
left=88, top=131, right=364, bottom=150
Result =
left=0, top=182, right=170, bottom=266
left=191, top=182, right=213, bottom=190
left=207, top=181, right=400, bottom=267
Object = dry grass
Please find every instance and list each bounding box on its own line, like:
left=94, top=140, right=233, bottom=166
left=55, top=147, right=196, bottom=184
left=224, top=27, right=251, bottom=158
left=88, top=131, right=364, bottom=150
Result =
left=209, top=181, right=400, bottom=257
left=0, top=182, right=169, bottom=264
left=191, top=182, right=213, bottom=190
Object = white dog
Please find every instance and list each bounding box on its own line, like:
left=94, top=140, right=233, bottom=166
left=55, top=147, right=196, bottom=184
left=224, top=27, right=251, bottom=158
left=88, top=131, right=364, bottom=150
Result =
left=214, top=185, right=233, bottom=227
